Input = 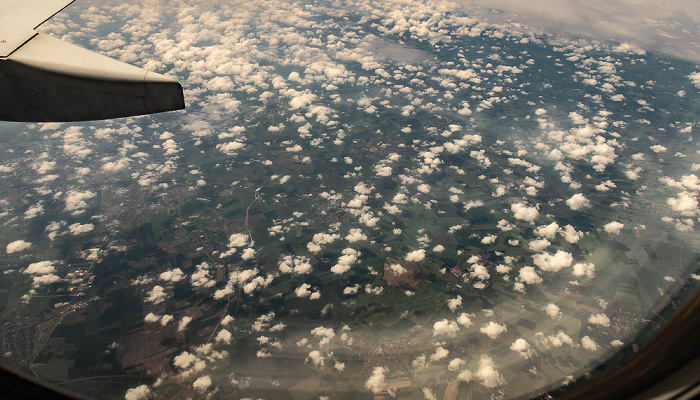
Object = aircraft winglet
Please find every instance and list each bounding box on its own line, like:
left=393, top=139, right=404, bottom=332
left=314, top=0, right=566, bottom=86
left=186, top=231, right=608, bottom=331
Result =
left=0, top=0, right=185, bottom=122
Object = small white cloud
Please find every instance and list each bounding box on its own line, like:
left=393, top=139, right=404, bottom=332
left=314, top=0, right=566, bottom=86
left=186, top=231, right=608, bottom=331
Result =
left=528, top=238, right=551, bottom=252
left=192, top=375, right=212, bottom=393
left=295, top=283, right=313, bottom=298
left=534, top=222, right=559, bottom=240
left=144, top=313, right=160, bottom=323
left=365, top=367, right=389, bottom=395
left=510, top=338, right=533, bottom=359
left=124, top=385, right=151, bottom=400
left=603, top=221, right=624, bottom=234
left=572, top=262, right=596, bottom=278
left=588, top=313, right=610, bottom=327
left=650, top=144, right=667, bottom=153
left=307, top=350, right=324, bottom=366
left=518, top=266, right=543, bottom=285
left=422, top=387, right=438, bottom=400
left=159, top=268, right=185, bottom=283
left=68, top=223, right=95, bottom=235
left=215, top=329, right=233, bottom=344
left=581, top=336, right=600, bottom=351
left=32, top=274, right=60, bottom=286
left=448, top=358, right=464, bottom=371
left=24, top=261, right=55, bottom=275
left=178, top=316, right=193, bottom=332
left=345, top=228, right=367, bottom=243
left=533, top=251, right=573, bottom=272
left=405, top=249, right=426, bottom=262
left=481, top=234, right=497, bottom=245
left=7, top=240, right=32, bottom=254
left=146, top=285, right=167, bottom=304
left=566, top=193, right=590, bottom=211
left=667, top=192, right=698, bottom=215
left=228, top=233, right=249, bottom=247
left=447, top=295, right=462, bottom=311
left=476, top=356, right=505, bottom=388
left=433, top=319, right=460, bottom=337
left=457, top=313, right=473, bottom=327
left=480, top=321, right=507, bottom=339
left=429, top=346, right=449, bottom=362
left=545, top=303, right=561, bottom=319
left=511, top=203, right=539, bottom=222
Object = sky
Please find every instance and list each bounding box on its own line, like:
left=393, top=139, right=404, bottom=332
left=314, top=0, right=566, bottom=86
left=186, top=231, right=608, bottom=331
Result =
left=465, top=0, right=700, bottom=62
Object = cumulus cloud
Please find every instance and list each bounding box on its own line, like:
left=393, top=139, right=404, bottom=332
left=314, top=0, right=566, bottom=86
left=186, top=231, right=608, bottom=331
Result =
left=528, top=238, right=551, bottom=252
left=423, top=387, right=437, bottom=400
left=511, top=203, right=539, bottom=222
left=307, top=350, right=324, bottom=366
left=7, top=240, right=32, bottom=254
left=405, top=249, right=426, bottom=262
left=433, top=319, right=460, bottom=337
left=228, top=233, right=249, bottom=247
left=603, top=221, right=624, bottom=234
left=566, top=193, right=590, bottom=211
left=581, top=336, right=600, bottom=351
left=561, top=224, right=584, bottom=243
left=345, top=228, right=367, bottom=242
left=215, top=329, right=232, bottom=344
left=125, top=385, right=151, bottom=400
left=572, top=262, right=596, bottom=278
left=430, top=346, right=450, bottom=362
left=331, top=248, right=360, bottom=274
left=538, top=331, right=576, bottom=348
left=534, top=222, right=560, bottom=240
left=279, top=255, right=313, bottom=275
left=192, top=375, right=212, bottom=393
left=533, top=251, right=573, bottom=272
left=650, top=144, right=667, bottom=153
left=457, top=313, right=473, bottom=327
left=32, top=274, right=59, bottom=286
left=511, top=338, right=534, bottom=359
left=64, top=190, right=96, bottom=215
left=178, top=316, right=193, bottom=332
left=545, top=303, right=561, bottom=319
left=448, top=358, right=464, bottom=371
left=480, top=321, right=507, bottom=339
left=24, top=203, right=44, bottom=219
left=365, top=367, right=390, bottom=395
left=518, top=266, right=543, bottom=285
left=160, top=315, right=173, bottom=326
left=25, top=261, right=56, bottom=275
left=447, top=295, right=462, bottom=311
left=240, top=248, right=256, bottom=261
left=146, top=285, right=167, bottom=304
left=690, top=72, right=700, bottom=88
left=481, top=234, right=497, bottom=245
left=475, top=356, right=505, bottom=388
left=159, top=268, right=185, bottom=283
left=667, top=193, right=698, bottom=215
left=191, top=262, right=215, bottom=288
left=469, top=264, right=490, bottom=282
left=588, top=313, right=611, bottom=327
left=295, top=283, right=313, bottom=298
left=307, top=232, right=340, bottom=253
left=390, top=263, right=407, bottom=275
left=68, top=223, right=95, bottom=235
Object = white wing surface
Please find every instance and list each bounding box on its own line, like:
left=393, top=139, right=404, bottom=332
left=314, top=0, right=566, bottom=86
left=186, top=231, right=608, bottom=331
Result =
left=0, top=0, right=74, bottom=58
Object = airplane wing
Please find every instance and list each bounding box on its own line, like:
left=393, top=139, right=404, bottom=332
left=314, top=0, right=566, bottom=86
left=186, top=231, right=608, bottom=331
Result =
left=0, top=0, right=185, bottom=122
